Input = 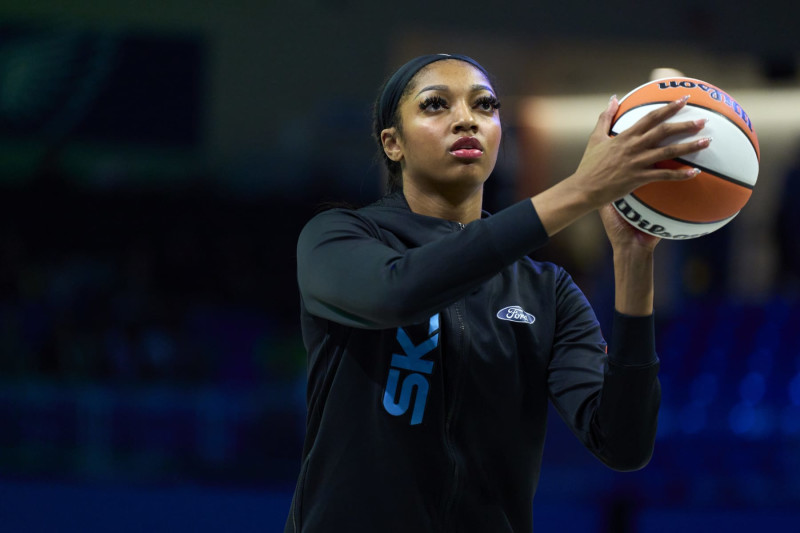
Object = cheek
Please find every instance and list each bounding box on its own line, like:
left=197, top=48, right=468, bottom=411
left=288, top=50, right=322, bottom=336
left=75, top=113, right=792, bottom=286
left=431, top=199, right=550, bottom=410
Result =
left=487, top=120, right=502, bottom=149
left=406, top=123, right=444, bottom=156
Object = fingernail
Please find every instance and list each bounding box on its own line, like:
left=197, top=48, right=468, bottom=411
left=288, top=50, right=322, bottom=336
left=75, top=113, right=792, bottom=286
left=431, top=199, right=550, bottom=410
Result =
left=697, top=137, right=712, bottom=147
left=695, top=118, right=709, bottom=127
left=686, top=167, right=701, bottom=177
left=675, top=95, right=690, bottom=105
left=609, top=94, right=618, bottom=104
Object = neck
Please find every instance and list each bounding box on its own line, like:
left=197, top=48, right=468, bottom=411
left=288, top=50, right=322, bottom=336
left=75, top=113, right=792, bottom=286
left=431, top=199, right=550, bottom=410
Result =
left=402, top=180, right=484, bottom=224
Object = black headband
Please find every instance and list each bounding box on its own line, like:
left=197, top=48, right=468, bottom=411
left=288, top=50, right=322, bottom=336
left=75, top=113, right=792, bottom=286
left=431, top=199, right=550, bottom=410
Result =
left=377, top=53, right=490, bottom=133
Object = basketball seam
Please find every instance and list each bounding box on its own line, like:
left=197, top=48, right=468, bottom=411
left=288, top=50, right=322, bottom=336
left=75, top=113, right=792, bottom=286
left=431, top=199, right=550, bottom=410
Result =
left=670, top=157, right=755, bottom=190
left=612, top=101, right=760, bottom=160
left=684, top=102, right=759, bottom=159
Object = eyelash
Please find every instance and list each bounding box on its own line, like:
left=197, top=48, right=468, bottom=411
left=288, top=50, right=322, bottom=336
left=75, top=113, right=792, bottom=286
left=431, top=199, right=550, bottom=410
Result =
left=418, top=95, right=501, bottom=111
left=419, top=95, right=448, bottom=111
left=476, top=95, right=502, bottom=111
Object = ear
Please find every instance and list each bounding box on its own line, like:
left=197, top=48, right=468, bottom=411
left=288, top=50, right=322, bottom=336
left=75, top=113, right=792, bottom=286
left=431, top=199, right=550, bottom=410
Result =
left=380, top=127, right=403, bottom=163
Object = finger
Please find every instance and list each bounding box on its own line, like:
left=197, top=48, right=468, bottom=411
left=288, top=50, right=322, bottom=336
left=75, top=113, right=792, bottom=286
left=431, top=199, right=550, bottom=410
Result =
left=635, top=117, right=708, bottom=148
left=638, top=136, right=712, bottom=166
left=650, top=67, right=685, bottom=80
left=621, top=94, right=690, bottom=136
left=638, top=165, right=703, bottom=183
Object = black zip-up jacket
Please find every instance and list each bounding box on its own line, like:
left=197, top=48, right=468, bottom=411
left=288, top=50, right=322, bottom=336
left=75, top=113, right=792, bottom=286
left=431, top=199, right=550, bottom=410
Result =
left=285, top=192, right=660, bottom=533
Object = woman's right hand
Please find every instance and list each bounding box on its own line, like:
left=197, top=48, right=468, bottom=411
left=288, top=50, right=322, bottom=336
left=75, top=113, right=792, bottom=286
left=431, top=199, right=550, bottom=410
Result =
left=572, top=94, right=711, bottom=209
left=530, top=95, right=710, bottom=238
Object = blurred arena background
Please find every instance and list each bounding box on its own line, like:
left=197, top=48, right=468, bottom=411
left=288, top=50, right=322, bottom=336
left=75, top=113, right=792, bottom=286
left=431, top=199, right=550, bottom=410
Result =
left=0, top=1, right=799, bottom=531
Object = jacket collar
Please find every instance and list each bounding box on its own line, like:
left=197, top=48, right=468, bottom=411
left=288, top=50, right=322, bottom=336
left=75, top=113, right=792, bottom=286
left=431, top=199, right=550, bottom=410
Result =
left=371, top=190, right=491, bottom=220
left=371, top=190, right=411, bottom=211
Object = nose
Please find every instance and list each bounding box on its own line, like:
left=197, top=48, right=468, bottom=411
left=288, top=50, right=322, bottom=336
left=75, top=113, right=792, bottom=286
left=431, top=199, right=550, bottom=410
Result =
left=451, top=100, right=477, bottom=133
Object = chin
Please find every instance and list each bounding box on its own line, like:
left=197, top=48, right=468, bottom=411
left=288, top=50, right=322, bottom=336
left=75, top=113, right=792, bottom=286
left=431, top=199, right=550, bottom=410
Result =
left=440, top=174, right=490, bottom=196
left=451, top=164, right=492, bottom=184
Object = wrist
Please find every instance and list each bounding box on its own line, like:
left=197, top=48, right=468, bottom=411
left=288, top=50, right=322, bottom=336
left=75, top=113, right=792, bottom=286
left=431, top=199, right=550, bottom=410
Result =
left=531, top=176, right=594, bottom=237
left=613, top=245, right=655, bottom=264
left=613, top=247, right=655, bottom=316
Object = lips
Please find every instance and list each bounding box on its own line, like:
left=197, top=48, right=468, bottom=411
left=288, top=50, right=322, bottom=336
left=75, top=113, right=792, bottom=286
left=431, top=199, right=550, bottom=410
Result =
left=450, top=137, right=483, bottom=151
left=449, top=136, right=484, bottom=159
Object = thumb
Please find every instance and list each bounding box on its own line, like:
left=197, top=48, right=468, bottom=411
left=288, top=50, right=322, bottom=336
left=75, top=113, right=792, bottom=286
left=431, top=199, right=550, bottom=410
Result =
left=592, top=95, right=618, bottom=139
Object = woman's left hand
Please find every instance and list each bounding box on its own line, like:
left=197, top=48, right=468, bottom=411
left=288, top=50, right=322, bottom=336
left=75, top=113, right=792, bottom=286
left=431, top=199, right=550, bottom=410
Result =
left=600, top=203, right=658, bottom=315
left=599, top=203, right=660, bottom=254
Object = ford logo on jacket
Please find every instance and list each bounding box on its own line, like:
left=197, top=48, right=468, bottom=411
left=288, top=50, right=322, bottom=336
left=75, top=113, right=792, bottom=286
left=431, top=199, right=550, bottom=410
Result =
left=496, top=305, right=535, bottom=324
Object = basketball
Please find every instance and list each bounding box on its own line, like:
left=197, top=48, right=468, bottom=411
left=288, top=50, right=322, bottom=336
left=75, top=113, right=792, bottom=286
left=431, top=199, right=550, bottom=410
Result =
left=610, top=77, right=760, bottom=239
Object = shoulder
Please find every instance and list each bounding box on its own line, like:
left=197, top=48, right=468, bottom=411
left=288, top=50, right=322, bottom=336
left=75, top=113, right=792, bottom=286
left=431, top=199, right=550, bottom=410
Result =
left=298, top=196, right=407, bottom=250
left=299, top=207, right=378, bottom=242
left=300, top=193, right=409, bottom=237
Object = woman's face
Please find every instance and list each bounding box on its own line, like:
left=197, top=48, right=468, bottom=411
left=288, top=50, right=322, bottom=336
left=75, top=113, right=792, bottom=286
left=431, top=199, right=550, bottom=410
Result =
left=385, top=60, right=502, bottom=193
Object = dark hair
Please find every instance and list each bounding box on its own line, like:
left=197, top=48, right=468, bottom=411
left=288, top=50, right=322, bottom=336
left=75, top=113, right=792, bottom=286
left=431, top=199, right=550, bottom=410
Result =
left=371, top=54, right=494, bottom=193
left=371, top=78, right=409, bottom=193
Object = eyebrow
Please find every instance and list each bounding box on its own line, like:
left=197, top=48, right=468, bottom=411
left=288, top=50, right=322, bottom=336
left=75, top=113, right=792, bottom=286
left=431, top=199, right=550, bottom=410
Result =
left=414, top=84, right=494, bottom=98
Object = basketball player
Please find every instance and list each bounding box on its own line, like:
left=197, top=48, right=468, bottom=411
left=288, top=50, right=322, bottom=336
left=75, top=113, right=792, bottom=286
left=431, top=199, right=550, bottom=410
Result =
left=285, top=54, right=710, bottom=533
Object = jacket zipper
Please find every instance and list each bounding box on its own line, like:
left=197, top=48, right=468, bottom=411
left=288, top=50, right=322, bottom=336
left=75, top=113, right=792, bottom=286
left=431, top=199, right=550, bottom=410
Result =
left=443, top=220, right=467, bottom=531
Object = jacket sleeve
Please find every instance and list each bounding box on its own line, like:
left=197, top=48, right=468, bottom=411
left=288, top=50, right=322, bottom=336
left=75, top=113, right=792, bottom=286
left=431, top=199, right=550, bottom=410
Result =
left=297, top=199, right=549, bottom=329
left=547, top=270, right=660, bottom=471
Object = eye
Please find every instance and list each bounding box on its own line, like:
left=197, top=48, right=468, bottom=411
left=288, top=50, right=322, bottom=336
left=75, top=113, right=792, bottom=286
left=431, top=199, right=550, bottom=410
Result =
left=419, top=95, right=448, bottom=111
left=475, top=95, right=501, bottom=112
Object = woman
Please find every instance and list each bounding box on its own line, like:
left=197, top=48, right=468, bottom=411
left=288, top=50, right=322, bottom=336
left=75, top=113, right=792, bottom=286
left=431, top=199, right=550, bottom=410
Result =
left=285, top=54, right=709, bottom=532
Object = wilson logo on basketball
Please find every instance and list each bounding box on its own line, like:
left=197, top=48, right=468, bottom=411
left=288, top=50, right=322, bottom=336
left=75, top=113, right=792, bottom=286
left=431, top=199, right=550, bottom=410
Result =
left=497, top=306, right=535, bottom=324
left=656, top=79, right=753, bottom=132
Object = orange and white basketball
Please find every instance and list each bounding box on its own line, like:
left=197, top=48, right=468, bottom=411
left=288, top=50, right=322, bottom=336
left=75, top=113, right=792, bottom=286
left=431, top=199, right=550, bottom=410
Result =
left=610, top=77, right=760, bottom=239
